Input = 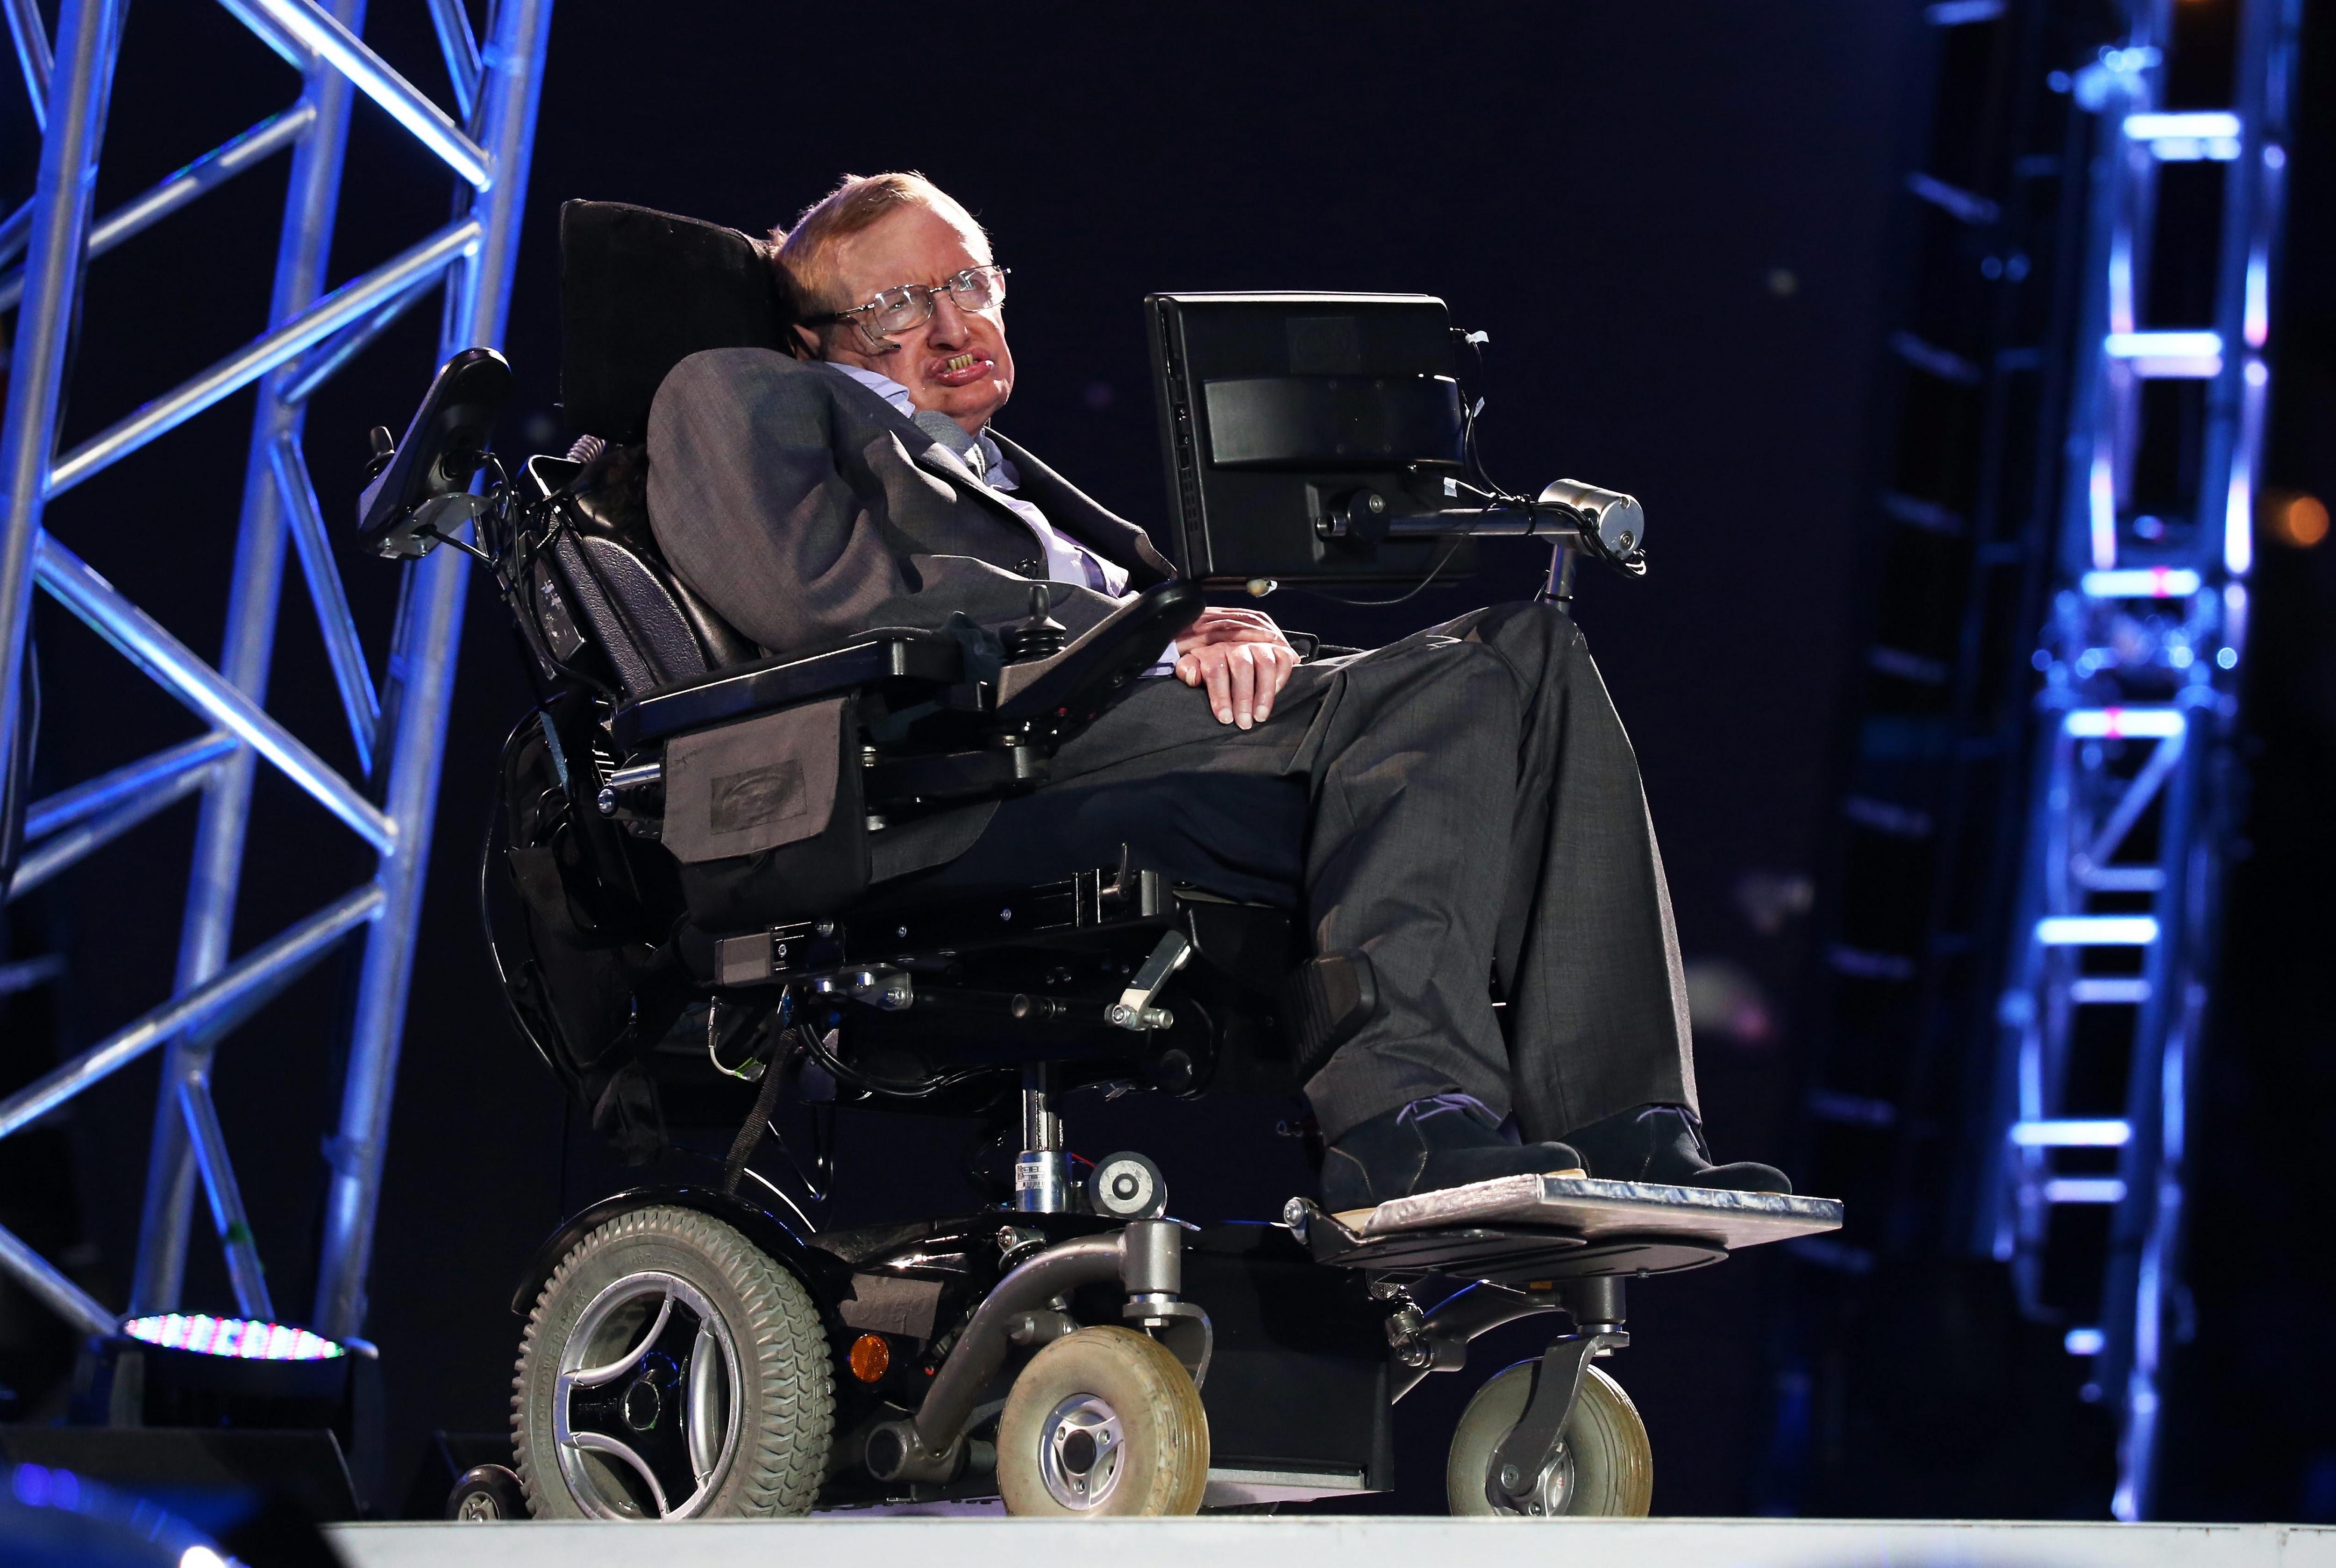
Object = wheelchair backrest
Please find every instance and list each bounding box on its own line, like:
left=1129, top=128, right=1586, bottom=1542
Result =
left=529, top=199, right=789, bottom=700
left=560, top=199, right=788, bottom=447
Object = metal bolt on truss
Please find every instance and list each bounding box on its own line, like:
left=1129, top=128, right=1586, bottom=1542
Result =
left=0, top=0, right=550, bottom=1343
left=1980, top=0, right=2299, bottom=1520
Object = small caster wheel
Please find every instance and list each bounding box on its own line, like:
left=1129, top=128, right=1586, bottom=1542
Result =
left=447, top=1463, right=526, bottom=1521
left=1446, top=1361, right=1652, bottom=1517
left=997, top=1326, right=1209, bottom=1516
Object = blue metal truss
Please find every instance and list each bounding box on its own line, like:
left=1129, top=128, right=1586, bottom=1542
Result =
left=0, top=0, right=550, bottom=1342
left=1980, top=0, right=2300, bottom=1520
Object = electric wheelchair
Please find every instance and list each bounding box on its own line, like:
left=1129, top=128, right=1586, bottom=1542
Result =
left=381, top=201, right=1842, bottom=1523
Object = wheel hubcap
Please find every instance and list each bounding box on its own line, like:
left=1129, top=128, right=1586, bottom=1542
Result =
left=1037, top=1392, right=1125, bottom=1510
left=551, top=1270, right=742, bottom=1519
left=1493, top=1440, right=1575, bottom=1517
left=623, top=1378, right=661, bottom=1430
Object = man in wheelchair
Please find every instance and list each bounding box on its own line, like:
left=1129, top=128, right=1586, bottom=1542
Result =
left=385, top=174, right=1840, bottom=1525
left=645, top=171, right=1786, bottom=1211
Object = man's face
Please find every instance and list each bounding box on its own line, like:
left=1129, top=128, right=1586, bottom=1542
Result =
left=804, top=206, right=1014, bottom=435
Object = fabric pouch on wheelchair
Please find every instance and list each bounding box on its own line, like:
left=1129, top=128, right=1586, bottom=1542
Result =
left=666, top=694, right=871, bottom=929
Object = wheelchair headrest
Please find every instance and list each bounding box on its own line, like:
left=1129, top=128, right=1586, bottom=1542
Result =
left=560, top=200, right=788, bottom=445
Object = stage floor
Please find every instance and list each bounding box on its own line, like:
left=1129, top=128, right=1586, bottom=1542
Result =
left=327, top=1517, right=2336, bottom=1568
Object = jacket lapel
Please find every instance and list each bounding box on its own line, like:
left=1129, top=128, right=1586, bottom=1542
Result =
left=857, top=392, right=1032, bottom=527
left=987, top=432, right=1175, bottom=586
left=827, top=365, right=1175, bottom=586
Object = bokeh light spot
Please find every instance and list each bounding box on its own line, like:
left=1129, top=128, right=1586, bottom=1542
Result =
left=2270, top=492, right=2329, bottom=548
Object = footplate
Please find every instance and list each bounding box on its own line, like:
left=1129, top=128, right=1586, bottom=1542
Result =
left=1288, top=1173, right=1843, bottom=1284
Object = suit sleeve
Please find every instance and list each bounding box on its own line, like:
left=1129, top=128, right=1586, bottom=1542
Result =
left=646, top=347, right=1126, bottom=656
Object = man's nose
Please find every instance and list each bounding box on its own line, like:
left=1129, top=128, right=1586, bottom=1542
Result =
left=926, top=292, right=971, bottom=346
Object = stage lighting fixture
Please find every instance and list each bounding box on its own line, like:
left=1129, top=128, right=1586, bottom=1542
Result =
left=90, top=1316, right=359, bottom=1434
left=121, top=1315, right=346, bottom=1362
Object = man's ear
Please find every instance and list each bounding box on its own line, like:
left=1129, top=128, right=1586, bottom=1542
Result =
left=788, top=323, right=823, bottom=360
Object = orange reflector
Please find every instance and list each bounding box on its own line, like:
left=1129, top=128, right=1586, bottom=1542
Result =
left=849, top=1333, right=891, bottom=1383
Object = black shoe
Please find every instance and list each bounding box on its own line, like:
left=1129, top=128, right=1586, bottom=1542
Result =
left=1320, top=1095, right=1586, bottom=1215
left=1560, top=1103, right=1792, bottom=1194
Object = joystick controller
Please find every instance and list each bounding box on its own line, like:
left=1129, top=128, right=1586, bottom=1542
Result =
left=1003, top=584, right=1068, bottom=662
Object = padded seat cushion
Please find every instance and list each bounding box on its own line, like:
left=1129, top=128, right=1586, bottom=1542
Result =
left=566, top=443, right=759, bottom=672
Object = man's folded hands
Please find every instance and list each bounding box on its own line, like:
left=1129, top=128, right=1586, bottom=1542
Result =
left=1172, top=605, right=1301, bottom=729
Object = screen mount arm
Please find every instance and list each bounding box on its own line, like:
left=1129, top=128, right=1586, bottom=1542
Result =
left=1316, top=477, right=1647, bottom=576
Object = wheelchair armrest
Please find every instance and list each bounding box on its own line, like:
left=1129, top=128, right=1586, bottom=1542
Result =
left=611, top=628, right=964, bottom=748
left=995, top=580, right=1205, bottom=722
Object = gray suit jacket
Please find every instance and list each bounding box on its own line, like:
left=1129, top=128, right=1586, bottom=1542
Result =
left=645, top=347, right=1175, bottom=657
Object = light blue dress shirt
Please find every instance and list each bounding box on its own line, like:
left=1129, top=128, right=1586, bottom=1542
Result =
left=825, top=362, right=1131, bottom=596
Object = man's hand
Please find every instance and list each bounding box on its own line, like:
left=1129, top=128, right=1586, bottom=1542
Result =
left=1174, top=605, right=1300, bottom=729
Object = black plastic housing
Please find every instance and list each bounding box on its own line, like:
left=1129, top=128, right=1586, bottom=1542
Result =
left=1147, top=291, right=1476, bottom=586
left=353, top=346, right=511, bottom=555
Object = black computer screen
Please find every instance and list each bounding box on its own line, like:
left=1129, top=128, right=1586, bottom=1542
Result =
left=1146, top=291, right=1476, bottom=586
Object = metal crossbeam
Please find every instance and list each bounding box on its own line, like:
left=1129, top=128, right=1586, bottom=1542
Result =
left=1980, top=0, right=2300, bottom=1519
left=48, top=214, right=481, bottom=496
left=10, top=748, right=219, bottom=899
left=0, top=0, right=552, bottom=1364
left=24, top=732, right=236, bottom=841
left=0, top=106, right=316, bottom=312
left=0, top=885, right=385, bottom=1141
left=35, top=532, right=395, bottom=848
left=211, top=0, right=313, bottom=71
left=2, top=0, right=50, bottom=130
left=271, top=433, right=380, bottom=769
left=423, top=0, right=480, bottom=118
left=0, top=1222, right=113, bottom=1337
left=246, top=0, right=491, bottom=187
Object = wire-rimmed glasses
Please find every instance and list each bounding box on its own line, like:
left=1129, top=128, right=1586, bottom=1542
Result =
left=826, top=265, right=1008, bottom=345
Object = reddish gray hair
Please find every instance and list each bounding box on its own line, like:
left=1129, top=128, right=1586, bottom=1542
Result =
left=772, top=171, right=990, bottom=319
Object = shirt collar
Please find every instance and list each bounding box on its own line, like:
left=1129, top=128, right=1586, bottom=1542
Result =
left=822, top=361, right=1018, bottom=490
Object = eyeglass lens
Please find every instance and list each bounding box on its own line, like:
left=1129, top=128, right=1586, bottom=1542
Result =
left=865, top=268, right=1004, bottom=334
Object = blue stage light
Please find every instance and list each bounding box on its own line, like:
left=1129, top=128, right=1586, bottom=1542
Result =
left=3, top=1461, right=235, bottom=1568
left=121, top=1313, right=343, bottom=1362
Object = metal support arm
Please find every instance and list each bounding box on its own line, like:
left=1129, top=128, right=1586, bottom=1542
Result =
left=1320, top=477, right=1646, bottom=564
left=1387, top=1280, right=1569, bottom=1403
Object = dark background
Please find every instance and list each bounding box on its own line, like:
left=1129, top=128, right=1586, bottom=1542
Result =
left=0, top=0, right=2324, bottom=1520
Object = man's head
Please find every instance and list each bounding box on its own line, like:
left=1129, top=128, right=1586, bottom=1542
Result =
left=775, top=173, right=1013, bottom=435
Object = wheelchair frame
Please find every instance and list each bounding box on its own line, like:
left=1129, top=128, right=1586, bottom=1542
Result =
left=355, top=210, right=1841, bottom=1513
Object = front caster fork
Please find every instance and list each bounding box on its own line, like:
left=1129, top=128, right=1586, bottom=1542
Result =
left=1381, top=1274, right=1630, bottom=1509
left=863, top=1218, right=1211, bottom=1485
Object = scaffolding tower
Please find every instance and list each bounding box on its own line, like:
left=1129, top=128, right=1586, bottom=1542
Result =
left=1772, top=0, right=2298, bottom=1521
left=1769, top=0, right=2105, bottom=1518
left=0, top=0, right=550, bottom=1344
left=1981, top=0, right=2300, bottom=1520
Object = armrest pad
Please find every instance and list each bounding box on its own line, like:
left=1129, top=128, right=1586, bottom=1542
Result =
left=612, top=628, right=963, bottom=748
left=995, top=581, right=1204, bottom=721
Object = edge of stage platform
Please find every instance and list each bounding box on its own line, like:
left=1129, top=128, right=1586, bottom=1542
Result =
left=326, top=1517, right=2336, bottom=1568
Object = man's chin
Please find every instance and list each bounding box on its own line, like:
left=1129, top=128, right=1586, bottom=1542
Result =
left=917, top=383, right=1011, bottom=429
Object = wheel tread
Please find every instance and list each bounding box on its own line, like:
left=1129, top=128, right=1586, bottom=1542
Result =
left=997, top=1324, right=1210, bottom=1517
left=512, top=1205, right=835, bottom=1518
left=1443, top=1359, right=1652, bottom=1517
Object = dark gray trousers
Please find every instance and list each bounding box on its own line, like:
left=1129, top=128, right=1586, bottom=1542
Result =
left=934, top=601, right=1698, bottom=1144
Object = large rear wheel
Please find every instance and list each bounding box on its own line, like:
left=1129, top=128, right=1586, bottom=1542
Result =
left=513, top=1205, right=833, bottom=1518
